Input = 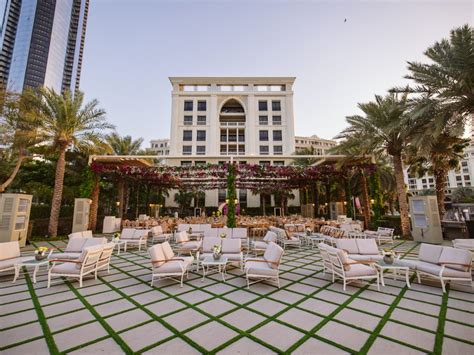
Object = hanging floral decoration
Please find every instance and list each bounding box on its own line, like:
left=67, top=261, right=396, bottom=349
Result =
left=90, top=161, right=376, bottom=192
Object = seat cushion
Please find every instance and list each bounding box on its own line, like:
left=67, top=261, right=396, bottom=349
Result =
left=149, top=244, right=165, bottom=266
left=175, top=231, right=189, bottom=243
left=245, top=260, right=278, bottom=277
left=222, top=239, right=241, bottom=253
left=222, top=253, right=242, bottom=261
left=442, top=267, right=472, bottom=278
left=335, top=239, right=358, bottom=254
left=254, top=241, right=268, bottom=250
left=120, top=228, right=136, bottom=239
left=438, top=247, right=472, bottom=272
left=202, top=237, right=221, bottom=253
left=51, top=252, right=81, bottom=260
left=50, top=262, right=81, bottom=275
left=68, top=232, right=84, bottom=240
left=0, top=256, right=35, bottom=270
left=413, top=260, right=443, bottom=275
left=356, top=239, right=379, bottom=255
left=83, top=238, right=106, bottom=248
left=181, top=241, right=202, bottom=251
left=263, top=231, right=277, bottom=243
left=419, top=244, right=443, bottom=264
left=344, top=263, right=377, bottom=277
left=155, top=260, right=189, bottom=274
left=347, top=254, right=382, bottom=262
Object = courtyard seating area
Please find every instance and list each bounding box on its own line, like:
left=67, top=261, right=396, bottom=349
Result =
left=1, top=236, right=473, bottom=354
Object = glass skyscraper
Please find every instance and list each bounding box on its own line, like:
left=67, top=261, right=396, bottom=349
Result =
left=0, top=0, right=89, bottom=93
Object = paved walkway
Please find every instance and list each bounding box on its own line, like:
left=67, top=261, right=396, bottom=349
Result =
left=0, top=240, right=473, bottom=354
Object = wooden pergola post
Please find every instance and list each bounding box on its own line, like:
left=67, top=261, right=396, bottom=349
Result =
left=88, top=172, right=101, bottom=231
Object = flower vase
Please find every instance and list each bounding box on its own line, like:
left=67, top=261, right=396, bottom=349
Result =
left=213, top=253, right=220, bottom=260
left=35, top=253, right=46, bottom=261
left=383, top=255, right=394, bottom=264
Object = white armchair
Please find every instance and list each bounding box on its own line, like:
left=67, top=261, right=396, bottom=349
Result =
left=245, top=242, right=284, bottom=288
left=327, top=248, right=380, bottom=291
left=149, top=242, right=194, bottom=287
left=150, top=226, right=172, bottom=244
left=0, top=242, right=35, bottom=278
left=252, top=231, right=277, bottom=255
left=222, top=238, right=243, bottom=270
left=119, top=228, right=149, bottom=251
left=175, top=231, right=202, bottom=255
left=48, top=245, right=104, bottom=288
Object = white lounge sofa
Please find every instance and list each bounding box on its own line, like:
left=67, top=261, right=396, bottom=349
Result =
left=150, top=226, right=172, bottom=244
left=335, top=239, right=383, bottom=262
left=119, top=228, right=149, bottom=251
left=0, top=242, right=35, bottom=278
left=269, top=227, right=301, bottom=249
left=252, top=231, right=277, bottom=255
left=404, top=244, right=472, bottom=292
left=175, top=231, right=202, bottom=254
left=453, top=239, right=474, bottom=251
left=48, top=244, right=105, bottom=288
left=51, top=237, right=107, bottom=260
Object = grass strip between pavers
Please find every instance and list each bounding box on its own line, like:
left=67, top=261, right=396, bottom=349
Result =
left=433, top=284, right=450, bottom=355
left=63, top=279, right=135, bottom=354
left=2, top=239, right=472, bottom=354
left=0, top=266, right=60, bottom=353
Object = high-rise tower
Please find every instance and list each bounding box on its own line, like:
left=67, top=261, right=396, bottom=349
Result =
left=0, top=0, right=89, bottom=93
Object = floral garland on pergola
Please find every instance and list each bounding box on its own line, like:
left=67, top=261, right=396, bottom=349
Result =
left=90, top=161, right=377, bottom=192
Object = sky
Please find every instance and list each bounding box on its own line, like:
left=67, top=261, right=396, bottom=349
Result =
left=80, top=0, right=473, bottom=147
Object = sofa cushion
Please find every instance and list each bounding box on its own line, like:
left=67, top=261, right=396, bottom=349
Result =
left=0, top=242, right=21, bottom=260
left=202, top=237, right=221, bottom=253
left=51, top=252, right=81, bottom=260
left=442, top=267, right=472, bottom=278
left=347, top=254, right=382, bottom=262
left=0, top=256, right=34, bottom=270
left=335, top=249, right=352, bottom=271
left=263, top=231, right=277, bottom=243
left=222, top=253, right=242, bottom=262
left=335, top=239, right=358, bottom=254
left=120, top=228, right=135, bottom=239
left=438, top=247, right=472, bottom=272
left=231, top=228, right=247, bottom=239
left=263, top=242, right=284, bottom=269
left=413, top=260, right=443, bottom=275
left=68, top=232, right=83, bottom=240
left=50, top=262, right=81, bottom=275
left=222, top=239, right=241, bottom=253
left=155, top=259, right=190, bottom=274
left=254, top=241, right=269, bottom=250
left=245, top=260, right=278, bottom=277
left=65, top=238, right=86, bottom=253
left=175, top=231, right=189, bottom=243
left=344, top=264, right=377, bottom=277
left=149, top=244, right=165, bottom=266
left=180, top=241, right=201, bottom=251
left=82, top=230, right=93, bottom=238
left=419, top=244, right=443, bottom=264
left=356, top=239, right=379, bottom=255
left=83, top=238, right=106, bottom=248
left=161, top=242, right=175, bottom=260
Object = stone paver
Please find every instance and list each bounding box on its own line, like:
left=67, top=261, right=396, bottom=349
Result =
left=1, top=240, right=472, bottom=354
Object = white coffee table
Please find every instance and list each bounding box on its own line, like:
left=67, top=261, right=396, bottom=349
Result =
left=13, top=258, right=50, bottom=284
left=374, top=260, right=411, bottom=288
left=112, top=240, right=127, bottom=255
left=201, top=255, right=228, bottom=282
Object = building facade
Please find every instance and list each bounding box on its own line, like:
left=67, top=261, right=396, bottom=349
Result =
left=0, top=0, right=89, bottom=93
left=148, top=138, right=170, bottom=156
left=164, top=77, right=298, bottom=209
left=404, top=144, right=474, bottom=196
left=295, top=135, right=337, bottom=155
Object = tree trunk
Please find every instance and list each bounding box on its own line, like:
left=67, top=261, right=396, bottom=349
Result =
left=393, top=154, right=411, bottom=237
left=117, top=178, right=124, bottom=218
left=313, top=182, right=319, bottom=218
left=0, top=153, right=26, bottom=193
left=48, top=146, right=67, bottom=237
left=359, top=174, right=371, bottom=229
left=325, top=182, right=331, bottom=219
left=88, top=173, right=100, bottom=231
left=434, top=167, right=448, bottom=220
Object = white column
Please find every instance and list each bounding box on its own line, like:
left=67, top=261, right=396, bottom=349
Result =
left=169, top=92, right=180, bottom=155
left=246, top=93, right=256, bottom=155
left=209, top=94, right=219, bottom=156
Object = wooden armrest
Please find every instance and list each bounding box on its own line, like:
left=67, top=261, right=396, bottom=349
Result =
left=246, top=259, right=280, bottom=266
left=152, top=258, right=186, bottom=265
left=439, top=262, right=471, bottom=267
left=49, top=259, right=81, bottom=264
left=343, top=260, right=373, bottom=265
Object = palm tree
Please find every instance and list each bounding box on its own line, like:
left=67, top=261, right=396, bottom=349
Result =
left=393, top=25, right=474, bottom=124
left=404, top=94, right=469, bottom=219
left=174, top=190, right=193, bottom=214
left=0, top=88, right=41, bottom=192
left=336, top=93, right=421, bottom=237
left=106, top=132, right=144, bottom=218
left=32, top=88, right=112, bottom=237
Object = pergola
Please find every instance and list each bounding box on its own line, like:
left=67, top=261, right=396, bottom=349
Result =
left=87, top=154, right=376, bottom=226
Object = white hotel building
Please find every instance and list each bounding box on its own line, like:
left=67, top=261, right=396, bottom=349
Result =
left=163, top=77, right=299, bottom=208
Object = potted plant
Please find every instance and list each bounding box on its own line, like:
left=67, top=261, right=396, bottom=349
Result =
left=34, top=247, right=49, bottom=261
left=212, top=244, right=221, bottom=260
left=382, top=249, right=397, bottom=264
left=112, top=232, right=120, bottom=242
left=220, top=232, right=226, bottom=238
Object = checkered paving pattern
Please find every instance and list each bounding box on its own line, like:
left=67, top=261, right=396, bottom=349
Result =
left=1, top=240, right=473, bottom=354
